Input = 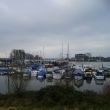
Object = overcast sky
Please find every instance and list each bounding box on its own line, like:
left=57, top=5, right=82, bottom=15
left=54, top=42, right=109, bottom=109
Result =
left=0, top=0, right=110, bottom=58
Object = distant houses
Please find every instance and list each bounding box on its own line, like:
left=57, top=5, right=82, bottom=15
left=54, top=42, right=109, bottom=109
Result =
left=74, top=53, right=110, bottom=62
left=75, top=53, right=91, bottom=61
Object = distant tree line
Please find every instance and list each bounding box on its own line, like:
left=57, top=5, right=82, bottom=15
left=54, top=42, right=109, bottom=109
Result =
left=10, top=49, right=42, bottom=60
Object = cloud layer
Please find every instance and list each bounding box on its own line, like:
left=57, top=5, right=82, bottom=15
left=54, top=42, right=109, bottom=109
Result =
left=0, top=0, right=110, bottom=58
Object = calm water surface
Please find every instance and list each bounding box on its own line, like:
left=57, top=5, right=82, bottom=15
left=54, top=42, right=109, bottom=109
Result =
left=0, top=62, right=110, bottom=94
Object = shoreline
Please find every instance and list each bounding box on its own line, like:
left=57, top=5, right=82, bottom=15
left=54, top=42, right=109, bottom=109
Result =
left=0, top=85, right=110, bottom=110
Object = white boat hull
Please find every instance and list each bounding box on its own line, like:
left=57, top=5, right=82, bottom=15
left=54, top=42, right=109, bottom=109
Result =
left=38, top=75, right=44, bottom=79
left=94, top=75, right=105, bottom=80
left=53, top=74, right=62, bottom=80
left=74, top=76, right=83, bottom=80
left=31, top=70, right=38, bottom=77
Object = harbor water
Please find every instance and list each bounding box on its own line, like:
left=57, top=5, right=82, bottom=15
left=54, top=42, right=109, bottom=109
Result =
left=0, top=62, right=110, bottom=94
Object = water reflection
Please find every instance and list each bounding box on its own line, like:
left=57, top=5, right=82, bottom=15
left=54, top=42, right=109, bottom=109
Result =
left=0, top=75, right=110, bottom=94
left=85, top=78, right=92, bottom=84
left=0, top=76, right=8, bottom=94
left=46, top=78, right=53, bottom=83
left=60, top=79, right=73, bottom=87
left=95, top=79, right=105, bottom=85
left=74, top=79, right=84, bottom=88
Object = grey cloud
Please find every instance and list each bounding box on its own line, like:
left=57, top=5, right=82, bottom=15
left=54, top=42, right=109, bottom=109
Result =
left=0, top=0, right=110, bottom=57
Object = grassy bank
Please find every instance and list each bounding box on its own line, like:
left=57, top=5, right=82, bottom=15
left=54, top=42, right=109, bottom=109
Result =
left=0, top=85, right=110, bottom=110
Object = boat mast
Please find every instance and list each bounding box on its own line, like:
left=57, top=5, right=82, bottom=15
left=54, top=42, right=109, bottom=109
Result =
left=67, top=42, right=69, bottom=60
left=62, top=41, right=64, bottom=60
left=42, top=46, right=45, bottom=59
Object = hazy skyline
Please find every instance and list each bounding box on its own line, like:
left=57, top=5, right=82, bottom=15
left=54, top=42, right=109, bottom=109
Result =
left=0, top=0, right=110, bottom=58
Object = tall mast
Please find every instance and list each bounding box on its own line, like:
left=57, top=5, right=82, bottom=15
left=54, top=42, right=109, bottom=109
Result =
left=62, top=41, right=63, bottom=59
left=42, top=46, right=45, bottom=59
left=67, top=42, right=69, bottom=59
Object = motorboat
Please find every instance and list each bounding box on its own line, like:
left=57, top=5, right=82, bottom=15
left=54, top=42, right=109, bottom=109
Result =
left=53, top=69, right=63, bottom=80
left=0, top=67, right=8, bottom=75
left=73, top=69, right=84, bottom=80
left=84, top=68, right=93, bottom=79
left=63, top=69, right=73, bottom=79
left=46, top=71, right=53, bottom=79
left=73, top=65, right=83, bottom=71
left=98, top=68, right=104, bottom=73
left=37, top=69, right=46, bottom=80
left=94, top=71, right=105, bottom=80
left=31, top=70, right=38, bottom=77
left=103, top=67, right=110, bottom=77
left=31, top=64, right=44, bottom=77
left=22, top=68, right=31, bottom=78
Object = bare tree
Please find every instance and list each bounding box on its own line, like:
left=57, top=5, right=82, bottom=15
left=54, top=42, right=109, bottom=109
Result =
left=9, top=49, right=27, bottom=93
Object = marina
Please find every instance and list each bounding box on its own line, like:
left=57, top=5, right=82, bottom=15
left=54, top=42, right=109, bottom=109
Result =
left=0, top=0, right=110, bottom=109
left=0, top=61, right=110, bottom=94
